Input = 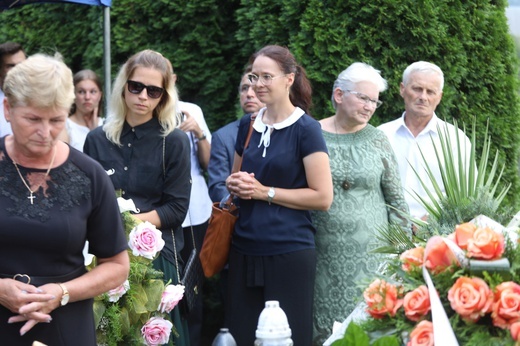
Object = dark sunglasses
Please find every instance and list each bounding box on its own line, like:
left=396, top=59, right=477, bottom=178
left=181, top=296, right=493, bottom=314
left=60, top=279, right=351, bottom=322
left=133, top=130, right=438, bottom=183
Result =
left=127, top=80, right=164, bottom=99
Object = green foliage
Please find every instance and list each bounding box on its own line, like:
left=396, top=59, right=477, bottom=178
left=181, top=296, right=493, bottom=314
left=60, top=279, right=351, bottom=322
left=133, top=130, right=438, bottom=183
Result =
left=90, top=212, right=174, bottom=345
left=1, top=2, right=519, bottom=214
left=412, top=119, right=513, bottom=230
left=331, top=322, right=400, bottom=346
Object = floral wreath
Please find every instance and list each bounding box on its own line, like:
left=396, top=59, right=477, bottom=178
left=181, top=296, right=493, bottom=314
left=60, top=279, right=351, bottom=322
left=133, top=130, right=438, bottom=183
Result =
left=86, top=198, right=185, bottom=346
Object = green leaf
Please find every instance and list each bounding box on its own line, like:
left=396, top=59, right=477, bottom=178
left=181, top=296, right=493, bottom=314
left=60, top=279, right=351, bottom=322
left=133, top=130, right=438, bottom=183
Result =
left=373, top=335, right=401, bottom=346
left=332, top=323, right=370, bottom=346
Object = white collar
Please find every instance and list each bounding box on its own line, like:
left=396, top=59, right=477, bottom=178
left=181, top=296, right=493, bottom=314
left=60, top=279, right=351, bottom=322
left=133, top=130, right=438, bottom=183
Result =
left=398, top=112, right=440, bottom=136
left=253, top=107, right=305, bottom=157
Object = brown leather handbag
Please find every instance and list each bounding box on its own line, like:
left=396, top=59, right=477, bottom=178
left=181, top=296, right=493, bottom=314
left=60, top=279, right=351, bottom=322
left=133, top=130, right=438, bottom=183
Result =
left=199, top=115, right=255, bottom=277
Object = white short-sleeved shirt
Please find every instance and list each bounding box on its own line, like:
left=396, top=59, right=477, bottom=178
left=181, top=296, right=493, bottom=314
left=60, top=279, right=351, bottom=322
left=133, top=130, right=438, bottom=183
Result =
left=378, top=112, right=471, bottom=218
left=178, top=101, right=213, bottom=227
left=0, top=90, right=13, bottom=138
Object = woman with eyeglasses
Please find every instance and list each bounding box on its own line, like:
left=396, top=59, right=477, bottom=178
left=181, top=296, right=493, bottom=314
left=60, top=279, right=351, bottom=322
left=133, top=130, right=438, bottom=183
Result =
left=311, top=62, right=409, bottom=345
left=224, top=45, right=333, bottom=346
left=58, top=69, right=103, bottom=152
left=84, top=50, right=192, bottom=346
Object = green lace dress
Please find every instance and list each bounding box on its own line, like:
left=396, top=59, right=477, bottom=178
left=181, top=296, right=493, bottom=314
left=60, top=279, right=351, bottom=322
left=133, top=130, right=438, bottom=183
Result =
left=312, top=124, right=409, bottom=345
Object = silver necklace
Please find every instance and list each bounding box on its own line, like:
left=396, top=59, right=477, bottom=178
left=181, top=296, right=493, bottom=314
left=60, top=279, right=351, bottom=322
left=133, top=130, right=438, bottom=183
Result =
left=12, top=146, right=57, bottom=204
left=333, top=116, right=351, bottom=190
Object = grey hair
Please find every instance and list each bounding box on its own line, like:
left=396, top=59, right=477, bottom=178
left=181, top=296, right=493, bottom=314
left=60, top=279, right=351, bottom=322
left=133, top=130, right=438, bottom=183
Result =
left=402, top=61, right=444, bottom=90
left=331, top=62, right=387, bottom=110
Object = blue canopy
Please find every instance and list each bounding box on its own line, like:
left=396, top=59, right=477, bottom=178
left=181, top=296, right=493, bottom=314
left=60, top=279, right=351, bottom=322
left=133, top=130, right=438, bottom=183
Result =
left=0, top=0, right=111, bottom=9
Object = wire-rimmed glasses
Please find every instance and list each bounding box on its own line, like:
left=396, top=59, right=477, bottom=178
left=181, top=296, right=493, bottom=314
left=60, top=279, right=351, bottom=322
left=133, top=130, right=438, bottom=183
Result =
left=345, top=90, right=383, bottom=109
left=247, top=73, right=286, bottom=86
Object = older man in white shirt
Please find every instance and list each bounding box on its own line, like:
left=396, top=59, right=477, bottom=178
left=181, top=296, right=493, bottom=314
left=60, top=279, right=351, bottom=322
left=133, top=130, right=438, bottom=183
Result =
left=378, top=61, right=471, bottom=219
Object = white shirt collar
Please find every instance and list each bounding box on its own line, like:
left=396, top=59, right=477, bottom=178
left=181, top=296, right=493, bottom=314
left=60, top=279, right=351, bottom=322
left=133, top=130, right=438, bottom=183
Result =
left=396, top=111, right=440, bottom=137
left=253, top=107, right=305, bottom=157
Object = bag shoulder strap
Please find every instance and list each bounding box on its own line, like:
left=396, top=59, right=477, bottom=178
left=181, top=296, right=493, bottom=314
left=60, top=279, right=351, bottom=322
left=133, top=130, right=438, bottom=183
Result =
left=233, top=114, right=256, bottom=173
left=163, top=137, right=196, bottom=282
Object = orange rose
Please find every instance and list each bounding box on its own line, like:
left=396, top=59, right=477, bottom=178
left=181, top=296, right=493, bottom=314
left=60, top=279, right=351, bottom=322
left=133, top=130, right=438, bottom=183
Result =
left=511, top=321, right=520, bottom=342
left=492, top=281, right=520, bottom=329
left=453, top=222, right=477, bottom=250
left=424, top=236, right=459, bottom=273
left=400, top=247, right=425, bottom=272
left=466, top=227, right=505, bottom=260
left=363, top=279, right=403, bottom=319
left=406, top=320, right=434, bottom=346
left=448, top=276, right=493, bottom=322
left=403, top=285, right=431, bottom=322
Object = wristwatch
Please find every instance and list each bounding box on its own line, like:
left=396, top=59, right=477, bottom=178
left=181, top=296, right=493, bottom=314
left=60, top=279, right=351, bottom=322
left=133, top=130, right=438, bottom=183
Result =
left=58, top=283, right=69, bottom=306
left=267, top=187, right=275, bottom=205
left=198, top=131, right=207, bottom=141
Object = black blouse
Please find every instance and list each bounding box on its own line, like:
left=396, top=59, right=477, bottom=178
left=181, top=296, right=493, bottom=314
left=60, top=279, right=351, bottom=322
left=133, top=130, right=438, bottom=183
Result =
left=84, top=117, right=191, bottom=263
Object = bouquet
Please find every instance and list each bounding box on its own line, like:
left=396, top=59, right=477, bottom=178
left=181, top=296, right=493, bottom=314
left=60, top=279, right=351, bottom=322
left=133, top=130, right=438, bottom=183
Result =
left=328, top=120, right=520, bottom=345
left=329, top=215, right=520, bottom=346
left=90, top=198, right=185, bottom=346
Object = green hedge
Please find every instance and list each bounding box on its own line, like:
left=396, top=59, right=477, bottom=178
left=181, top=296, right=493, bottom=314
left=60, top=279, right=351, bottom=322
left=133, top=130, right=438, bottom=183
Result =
left=1, top=0, right=519, bottom=209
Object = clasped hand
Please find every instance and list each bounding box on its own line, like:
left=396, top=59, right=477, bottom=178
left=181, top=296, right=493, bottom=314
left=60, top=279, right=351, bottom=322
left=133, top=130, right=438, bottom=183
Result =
left=1, top=279, right=60, bottom=335
left=226, top=171, right=262, bottom=200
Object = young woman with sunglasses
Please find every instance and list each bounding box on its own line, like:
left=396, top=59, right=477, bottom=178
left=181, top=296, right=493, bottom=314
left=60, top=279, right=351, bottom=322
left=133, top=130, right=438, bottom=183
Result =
left=84, top=49, right=192, bottom=346
left=225, top=45, right=333, bottom=345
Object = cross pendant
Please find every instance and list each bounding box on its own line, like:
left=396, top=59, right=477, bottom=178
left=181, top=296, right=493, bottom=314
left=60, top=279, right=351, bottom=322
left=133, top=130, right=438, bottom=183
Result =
left=28, top=193, right=35, bottom=205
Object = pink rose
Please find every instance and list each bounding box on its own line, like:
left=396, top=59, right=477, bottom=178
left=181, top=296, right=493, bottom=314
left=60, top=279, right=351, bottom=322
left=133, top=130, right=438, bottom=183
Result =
left=403, top=285, right=431, bottom=322
left=466, top=227, right=505, bottom=260
left=400, top=247, right=424, bottom=272
left=448, top=277, right=493, bottom=322
left=141, top=316, right=173, bottom=346
left=424, top=236, right=459, bottom=273
left=511, top=321, right=520, bottom=342
left=158, top=284, right=185, bottom=313
left=363, top=279, right=403, bottom=319
left=128, top=221, right=165, bottom=260
left=107, top=279, right=130, bottom=302
left=407, top=320, right=434, bottom=346
left=453, top=222, right=477, bottom=250
left=492, top=282, right=520, bottom=329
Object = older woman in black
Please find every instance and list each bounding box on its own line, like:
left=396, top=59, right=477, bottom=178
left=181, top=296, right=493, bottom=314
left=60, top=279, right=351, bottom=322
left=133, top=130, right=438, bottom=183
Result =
left=0, top=54, right=129, bottom=345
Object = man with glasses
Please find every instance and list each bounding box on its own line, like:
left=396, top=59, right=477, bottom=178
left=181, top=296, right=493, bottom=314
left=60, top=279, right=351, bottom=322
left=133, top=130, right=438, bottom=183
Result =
left=378, top=61, right=471, bottom=219
left=208, top=65, right=265, bottom=203
left=0, top=42, right=26, bottom=137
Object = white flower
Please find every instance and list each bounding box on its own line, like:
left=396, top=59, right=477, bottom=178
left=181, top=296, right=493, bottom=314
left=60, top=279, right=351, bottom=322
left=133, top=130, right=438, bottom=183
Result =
left=107, top=280, right=130, bottom=302
left=117, top=197, right=140, bottom=213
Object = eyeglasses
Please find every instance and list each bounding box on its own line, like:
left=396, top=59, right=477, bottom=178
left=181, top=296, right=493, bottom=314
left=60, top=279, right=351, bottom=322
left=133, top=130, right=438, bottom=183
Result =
left=127, top=80, right=164, bottom=99
left=345, top=90, right=383, bottom=109
left=247, top=73, right=286, bottom=86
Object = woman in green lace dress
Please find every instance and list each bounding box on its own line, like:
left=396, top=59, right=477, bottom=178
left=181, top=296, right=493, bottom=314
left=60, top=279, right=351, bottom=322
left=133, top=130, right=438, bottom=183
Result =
left=312, top=63, right=409, bottom=345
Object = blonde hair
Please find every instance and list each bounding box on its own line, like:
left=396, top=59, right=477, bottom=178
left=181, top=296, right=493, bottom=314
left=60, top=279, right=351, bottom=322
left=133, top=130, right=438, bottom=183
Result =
left=103, top=50, right=180, bottom=146
left=4, top=53, right=74, bottom=110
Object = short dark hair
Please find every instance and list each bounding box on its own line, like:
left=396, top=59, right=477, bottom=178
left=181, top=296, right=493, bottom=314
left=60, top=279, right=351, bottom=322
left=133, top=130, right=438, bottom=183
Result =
left=0, top=42, right=24, bottom=67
